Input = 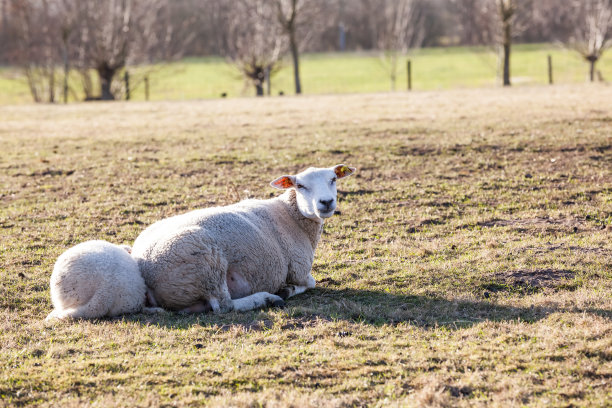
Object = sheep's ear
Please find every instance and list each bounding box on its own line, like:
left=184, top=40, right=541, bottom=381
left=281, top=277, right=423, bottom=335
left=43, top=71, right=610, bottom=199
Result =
left=333, top=164, right=356, bottom=179
left=270, top=175, right=296, bottom=189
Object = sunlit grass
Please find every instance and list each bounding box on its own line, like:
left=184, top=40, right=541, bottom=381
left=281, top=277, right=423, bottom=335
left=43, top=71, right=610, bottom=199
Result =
left=0, top=85, right=610, bottom=407
left=1, top=44, right=611, bottom=103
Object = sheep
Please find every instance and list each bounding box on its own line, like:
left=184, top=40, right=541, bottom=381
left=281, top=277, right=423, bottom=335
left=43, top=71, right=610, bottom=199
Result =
left=46, top=240, right=162, bottom=321
left=131, top=164, right=356, bottom=314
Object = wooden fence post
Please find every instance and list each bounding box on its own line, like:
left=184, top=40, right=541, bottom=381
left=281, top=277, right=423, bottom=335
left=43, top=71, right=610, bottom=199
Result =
left=124, top=71, right=130, bottom=100
left=547, top=55, right=553, bottom=85
left=63, top=71, right=68, bottom=104
left=407, top=59, right=412, bottom=91
left=63, top=55, right=68, bottom=104
left=144, top=76, right=149, bottom=101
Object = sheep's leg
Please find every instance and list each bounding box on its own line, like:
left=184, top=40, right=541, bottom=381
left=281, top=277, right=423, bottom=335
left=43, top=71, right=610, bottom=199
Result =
left=142, top=307, right=165, bottom=314
left=176, top=275, right=285, bottom=314
left=279, top=273, right=316, bottom=300
left=214, top=279, right=284, bottom=313
left=179, top=302, right=212, bottom=314
left=146, top=288, right=159, bottom=307
left=276, top=285, right=309, bottom=300
left=180, top=293, right=284, bottom=314
left=230, top=292, right=285, bottom=312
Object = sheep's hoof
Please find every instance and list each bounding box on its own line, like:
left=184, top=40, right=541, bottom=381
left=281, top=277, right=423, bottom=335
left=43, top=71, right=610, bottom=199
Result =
left=267, top=297, right=285, bottom=309
left=142, top=307, right=165, bottom=315
left=272, top=299, right=285, bottom=308
left=276, top=287, right=292, bottom=300
left=179, top=302, right=211, bottom=314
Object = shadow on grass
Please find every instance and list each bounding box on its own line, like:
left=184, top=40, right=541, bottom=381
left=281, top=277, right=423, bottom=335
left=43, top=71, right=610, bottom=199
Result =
left=290, top=287, right=553, bottom=328
left=121, top=286, right=610, bottom=331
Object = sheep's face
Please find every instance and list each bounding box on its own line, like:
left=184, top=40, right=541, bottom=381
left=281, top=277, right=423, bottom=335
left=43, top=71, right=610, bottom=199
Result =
left=271, top=164, right=355, bottom=220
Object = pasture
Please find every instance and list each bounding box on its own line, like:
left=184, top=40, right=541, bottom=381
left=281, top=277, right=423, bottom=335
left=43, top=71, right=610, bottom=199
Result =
left=1, top=44, right=612, bottom=104
left=0, top=84, right=611, bottom=407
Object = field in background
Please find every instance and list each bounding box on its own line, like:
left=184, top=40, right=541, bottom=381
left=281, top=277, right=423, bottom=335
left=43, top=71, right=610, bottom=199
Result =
left=1, top=44, right=612, bottom=104
left=0, top=85, right=611, bottom=407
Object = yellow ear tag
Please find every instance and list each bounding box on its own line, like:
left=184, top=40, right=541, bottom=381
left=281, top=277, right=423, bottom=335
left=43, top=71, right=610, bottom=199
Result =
left=335, top=165, right=352, bottom=178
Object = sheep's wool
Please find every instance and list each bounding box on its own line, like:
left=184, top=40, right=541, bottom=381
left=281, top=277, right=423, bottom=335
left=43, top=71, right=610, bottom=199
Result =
left=132, top=190, right=322, bottom=312
left=46, top=240, right=146, bottom=320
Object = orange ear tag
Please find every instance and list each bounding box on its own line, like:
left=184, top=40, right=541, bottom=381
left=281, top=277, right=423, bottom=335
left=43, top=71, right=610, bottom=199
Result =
left=276, top=177, right=293, bottom=189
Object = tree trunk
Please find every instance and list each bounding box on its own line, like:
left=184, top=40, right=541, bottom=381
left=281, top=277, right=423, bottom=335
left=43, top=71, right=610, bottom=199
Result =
left=255, top=81, right=263, bottom=96
left=48, top=67, right=55, bottom=103
left=389, top=52, right=397, bottom=91
left=290, top=33, right=301, bottom=94
left=502, top=22, right=511, bottom=86
left=589, top=58, right=596, bottom=82
left=25, top=67, right=41, bottom=103
left=63, top=45, right=69, bottom=104
left=252, top=66, right=265, bottom=97
left=1, top=0, right=6, bottom=33
left=97, top=64, right=116, bottom=100
left=502, top=42, right=511, bottom=86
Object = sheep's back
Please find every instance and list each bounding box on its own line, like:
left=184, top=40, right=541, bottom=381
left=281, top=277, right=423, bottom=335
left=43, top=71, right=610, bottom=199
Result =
left=132, top=202, right=289, bottom=302
left=50, top=240, right=144, bottom=314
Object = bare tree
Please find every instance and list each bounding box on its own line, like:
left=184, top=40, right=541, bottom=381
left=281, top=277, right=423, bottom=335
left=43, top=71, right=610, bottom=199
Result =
left=70, top=0, right=176, bottom=100
left=3, top=0, right=190, bottom=102
left=489, top=0, right=536, bottom=87
left=277, top=0, right=302, bottom=94
left=1, top=0, right=6, bottom=32
left=276, top=0, right=327, bottom=94
left=449, top=0, right=492, bottom=45
left=474, top=0, right=522, bottom=87
left=5, top=0, right=64, bottom=102
left=0, top=0, right=9, bottom=61
left=221, top=0, right=287, bottom=96
left=521, top=0, right=574, bottom=43
left=449, top=0, right=532, bottom=86
left=568, top=0, right=612, bottom=82
left=496, top=0, right=516, bottom=86
left=376, top=0, right=425, bottom=91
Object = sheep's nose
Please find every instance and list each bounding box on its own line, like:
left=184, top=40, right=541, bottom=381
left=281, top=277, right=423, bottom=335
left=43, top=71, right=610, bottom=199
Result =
left=320, top=199, right=334, bottom=209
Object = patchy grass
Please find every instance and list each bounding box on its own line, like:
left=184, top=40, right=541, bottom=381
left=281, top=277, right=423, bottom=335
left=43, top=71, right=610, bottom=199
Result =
left=0, top=84, right=611, bottom=407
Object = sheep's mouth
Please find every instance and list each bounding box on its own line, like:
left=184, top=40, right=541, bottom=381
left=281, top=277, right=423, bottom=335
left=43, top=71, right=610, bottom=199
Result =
left=318, top=209, right=335, bottom=218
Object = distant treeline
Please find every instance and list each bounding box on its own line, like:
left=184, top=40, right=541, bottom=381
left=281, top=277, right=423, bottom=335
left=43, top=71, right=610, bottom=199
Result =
left=0, top=0, right=587, bottom=58
left=147, top=0, right=581, bottom=54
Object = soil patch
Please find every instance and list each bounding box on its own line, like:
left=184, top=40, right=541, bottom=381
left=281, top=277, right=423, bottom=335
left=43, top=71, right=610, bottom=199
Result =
left=473, top=217, right=601, bottom=233
left=495, top=269, right=576, bottom=289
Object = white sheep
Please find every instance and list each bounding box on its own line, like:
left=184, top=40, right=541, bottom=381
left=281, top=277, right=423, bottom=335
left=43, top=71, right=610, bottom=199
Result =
left=131, top=164, right=356, bottom=314
left=46, top=240, right=162, bottom=321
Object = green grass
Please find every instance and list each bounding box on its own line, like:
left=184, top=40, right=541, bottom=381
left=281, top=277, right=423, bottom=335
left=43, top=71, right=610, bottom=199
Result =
left=1, top=44, right=612, bottom=103
left=0, top=68, right=32, bottom=105
left=0, top=85, right=611, bottom=407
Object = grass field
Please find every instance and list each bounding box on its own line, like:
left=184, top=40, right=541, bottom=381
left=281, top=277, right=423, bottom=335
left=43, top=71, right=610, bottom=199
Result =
left=0, top=84, right=611, bottom=407
left=1, top=44, right=612, bottom=104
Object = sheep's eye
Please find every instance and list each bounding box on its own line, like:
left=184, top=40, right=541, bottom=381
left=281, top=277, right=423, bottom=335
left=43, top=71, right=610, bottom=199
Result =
left=330, top=177, right=337, bottom=185
left=296, top=183, right=306, bottom=189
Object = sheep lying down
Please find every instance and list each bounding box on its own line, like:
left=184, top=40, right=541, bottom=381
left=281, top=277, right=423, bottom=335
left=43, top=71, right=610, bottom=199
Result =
left=46, top=240, right=162, bottom=321
left=132, top=164, right=356, bottom=314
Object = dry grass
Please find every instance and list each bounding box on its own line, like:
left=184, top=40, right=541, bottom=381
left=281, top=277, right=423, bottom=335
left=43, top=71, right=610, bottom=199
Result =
left=0, top=85, right=611, bottom=407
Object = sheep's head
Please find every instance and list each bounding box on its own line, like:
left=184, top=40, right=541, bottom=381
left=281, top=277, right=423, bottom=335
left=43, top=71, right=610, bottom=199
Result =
left=271, top=164, right=356, bottom=220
